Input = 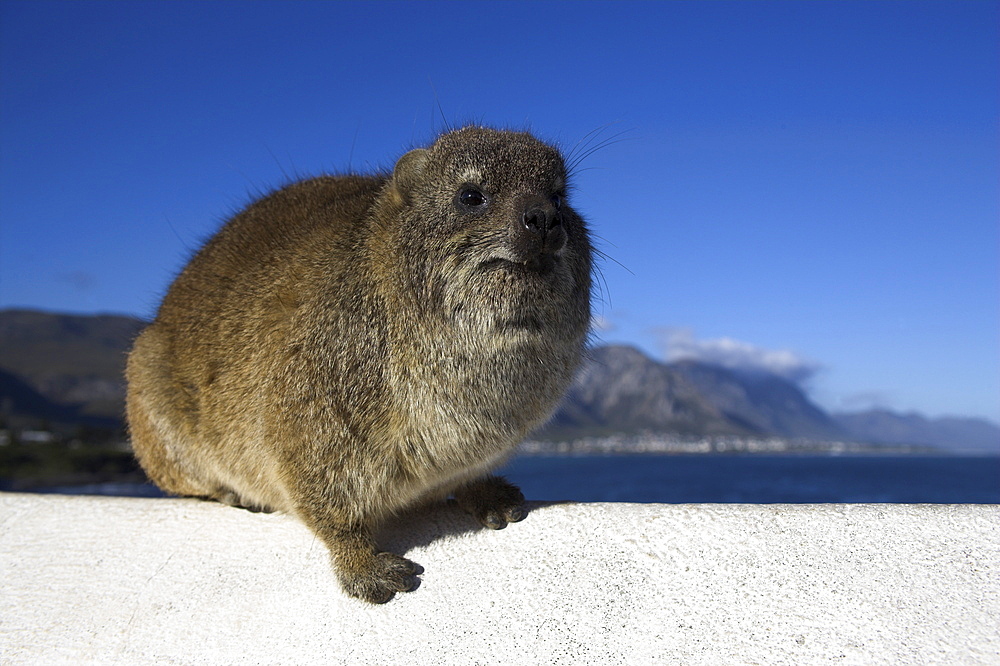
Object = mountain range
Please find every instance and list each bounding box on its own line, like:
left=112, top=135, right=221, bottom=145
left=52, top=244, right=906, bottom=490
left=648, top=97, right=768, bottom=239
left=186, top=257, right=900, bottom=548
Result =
left=535, top=344, right=999, bottom=453
left=0, top=310, right=144, bottom=432
left=1, top=309, right=996, bottom=453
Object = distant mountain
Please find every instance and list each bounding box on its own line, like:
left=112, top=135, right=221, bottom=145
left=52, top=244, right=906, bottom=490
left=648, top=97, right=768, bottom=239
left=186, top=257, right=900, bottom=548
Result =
left=0, top=368, right=82, bottom=428
left=0, top=309, right=146, bottom=430
left=536, top=344, right=845, bottom=441
left=834, top=410, right=1000, bottom=454
left=539, top=345, right=745, bottom=439
left=670, top=359, right=846, bottom=440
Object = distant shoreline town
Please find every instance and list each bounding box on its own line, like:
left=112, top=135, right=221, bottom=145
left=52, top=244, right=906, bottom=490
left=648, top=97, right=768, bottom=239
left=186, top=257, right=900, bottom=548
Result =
left=519, top=433, right=941, bottom=456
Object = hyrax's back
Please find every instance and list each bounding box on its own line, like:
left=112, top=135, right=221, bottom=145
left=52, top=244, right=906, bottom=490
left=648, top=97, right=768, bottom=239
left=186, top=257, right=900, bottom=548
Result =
left=127, top=175, right=386, bottom=506
left=126, top=126, right=592, bottom=602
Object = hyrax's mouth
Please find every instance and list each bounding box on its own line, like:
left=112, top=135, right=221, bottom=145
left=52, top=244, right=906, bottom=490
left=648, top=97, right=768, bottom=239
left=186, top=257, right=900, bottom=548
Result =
left=497, top=315, right=543, bottom=332
left=478, top=255, right=558, bottom=276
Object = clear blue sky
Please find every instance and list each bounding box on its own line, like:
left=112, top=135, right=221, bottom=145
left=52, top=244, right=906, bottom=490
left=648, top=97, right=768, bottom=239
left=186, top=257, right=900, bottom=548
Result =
left=1, top=0, right=997, bottom=422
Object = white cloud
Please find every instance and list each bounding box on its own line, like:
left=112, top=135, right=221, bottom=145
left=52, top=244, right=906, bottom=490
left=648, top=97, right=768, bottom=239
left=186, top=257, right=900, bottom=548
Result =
left=835, top=391, right=895, bottom=412
left=657, top=327, right=821, bottom=385
left=591, top=314, right=616, bottom=332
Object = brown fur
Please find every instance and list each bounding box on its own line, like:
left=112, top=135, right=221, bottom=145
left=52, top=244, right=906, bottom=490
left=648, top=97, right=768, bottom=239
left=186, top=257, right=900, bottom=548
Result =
left=126, top=126, right=592, bottom=603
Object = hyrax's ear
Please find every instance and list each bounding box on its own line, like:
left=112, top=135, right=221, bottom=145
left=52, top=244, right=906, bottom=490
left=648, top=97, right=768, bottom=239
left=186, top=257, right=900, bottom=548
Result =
left=390, top=149, right=429, bottom=202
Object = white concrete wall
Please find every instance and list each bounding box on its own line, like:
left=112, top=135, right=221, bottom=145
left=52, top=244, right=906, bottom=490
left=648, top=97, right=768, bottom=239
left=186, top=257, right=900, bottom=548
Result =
left=1, top=492, right=997, bottom=665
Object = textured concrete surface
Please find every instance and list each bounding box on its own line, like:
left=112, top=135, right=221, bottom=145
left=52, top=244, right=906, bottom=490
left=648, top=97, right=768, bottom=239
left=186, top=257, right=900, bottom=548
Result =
left=1, top=492, right=997, bottom=665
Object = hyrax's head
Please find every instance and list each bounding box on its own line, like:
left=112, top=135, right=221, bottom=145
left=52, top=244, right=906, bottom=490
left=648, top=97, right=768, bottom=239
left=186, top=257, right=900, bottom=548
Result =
left=384, top=126, right=592, bottom=335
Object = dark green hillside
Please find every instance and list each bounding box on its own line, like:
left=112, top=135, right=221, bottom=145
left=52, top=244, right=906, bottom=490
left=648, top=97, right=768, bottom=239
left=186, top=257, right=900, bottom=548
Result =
left=0, top=309, right=146, bottom=426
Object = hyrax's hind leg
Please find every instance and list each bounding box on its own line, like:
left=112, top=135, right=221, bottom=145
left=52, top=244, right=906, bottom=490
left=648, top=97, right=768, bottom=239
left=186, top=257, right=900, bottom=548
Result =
left=212, top=487, right=275, bottom=513
left=125, top=326, right=210, bottom=498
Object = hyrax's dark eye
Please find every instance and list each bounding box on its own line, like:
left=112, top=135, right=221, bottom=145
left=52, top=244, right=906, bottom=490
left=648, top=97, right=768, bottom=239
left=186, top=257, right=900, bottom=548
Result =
left=550, top=193, right=563, bottom=210
left=458, top=186, right=487, bottom=209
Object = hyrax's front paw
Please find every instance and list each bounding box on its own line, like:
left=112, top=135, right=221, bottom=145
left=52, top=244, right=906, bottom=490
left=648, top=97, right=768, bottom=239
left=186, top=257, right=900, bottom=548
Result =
left=337, top=551, right=423, bottom=604
left=454, top=475, right=526, bottom=530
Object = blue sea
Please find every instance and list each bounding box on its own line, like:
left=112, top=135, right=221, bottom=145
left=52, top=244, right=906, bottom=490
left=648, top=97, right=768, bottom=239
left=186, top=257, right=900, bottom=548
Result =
left=34, top=454, right=1000, bottom=504
left=497, top=454, right=1000, bottom=504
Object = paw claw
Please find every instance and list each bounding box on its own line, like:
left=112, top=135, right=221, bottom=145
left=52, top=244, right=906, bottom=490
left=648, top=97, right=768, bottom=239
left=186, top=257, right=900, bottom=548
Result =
left=340, top=552, right=422, bottom=603
left=484, top=512, right=506, bottom=530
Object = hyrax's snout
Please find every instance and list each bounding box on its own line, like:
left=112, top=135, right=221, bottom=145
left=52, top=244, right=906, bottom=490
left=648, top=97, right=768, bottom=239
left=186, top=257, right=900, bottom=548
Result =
left=512, top=195, right=566, bottom=269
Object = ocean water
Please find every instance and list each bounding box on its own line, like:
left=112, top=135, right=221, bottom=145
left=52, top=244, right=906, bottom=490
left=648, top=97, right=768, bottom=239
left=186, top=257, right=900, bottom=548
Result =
left=497, top=454, right=1000, bottom=504
left=27, top=454, right=1000, bottom=504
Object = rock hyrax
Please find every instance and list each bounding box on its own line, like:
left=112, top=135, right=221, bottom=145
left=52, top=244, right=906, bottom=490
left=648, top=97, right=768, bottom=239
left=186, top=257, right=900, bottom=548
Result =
left=126, top=126, right=593, bottom=603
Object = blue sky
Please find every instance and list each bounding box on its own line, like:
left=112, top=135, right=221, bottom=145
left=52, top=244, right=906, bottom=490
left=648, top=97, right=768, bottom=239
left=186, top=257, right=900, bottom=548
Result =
left=1, top=0, right=997, bottom=422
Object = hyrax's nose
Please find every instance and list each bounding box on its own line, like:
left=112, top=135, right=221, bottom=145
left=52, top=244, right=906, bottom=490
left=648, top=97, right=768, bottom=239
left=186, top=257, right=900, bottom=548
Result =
left=519, top=199, right=565, bottom=255
left=522, top=206, right=553, bottom=235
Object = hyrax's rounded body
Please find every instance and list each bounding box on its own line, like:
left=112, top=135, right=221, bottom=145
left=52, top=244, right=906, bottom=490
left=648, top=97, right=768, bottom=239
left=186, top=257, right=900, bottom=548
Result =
left=126, top=127, right=592, bottom=602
